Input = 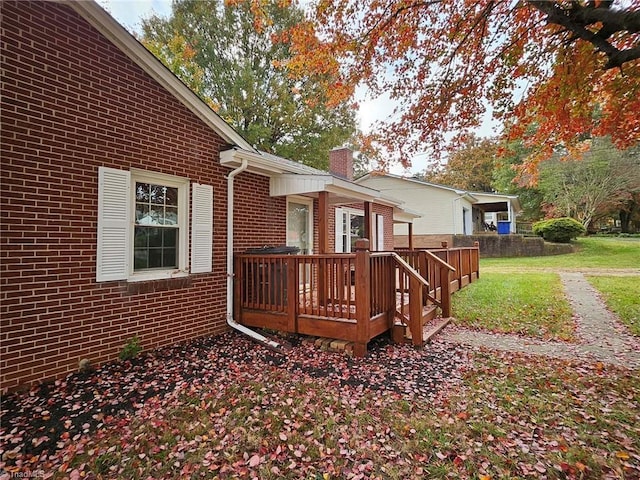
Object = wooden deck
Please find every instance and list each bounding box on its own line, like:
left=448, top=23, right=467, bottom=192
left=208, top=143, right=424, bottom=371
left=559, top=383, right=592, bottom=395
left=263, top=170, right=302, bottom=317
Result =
left=234, top=242, right=480, bottom=356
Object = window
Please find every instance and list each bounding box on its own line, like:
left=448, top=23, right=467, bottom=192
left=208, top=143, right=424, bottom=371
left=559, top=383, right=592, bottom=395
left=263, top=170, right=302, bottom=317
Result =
left=287, top=197, right=313, bottom=254
left=335, top=207, right=364, bottom=253
left=134, top=182, right=179, bottom=270
left=97, top=167, right=213, bottom=282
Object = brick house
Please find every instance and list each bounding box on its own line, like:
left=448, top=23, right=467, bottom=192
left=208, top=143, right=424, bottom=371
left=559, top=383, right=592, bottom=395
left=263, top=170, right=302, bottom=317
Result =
left=1, top=0, right=415, bottom=391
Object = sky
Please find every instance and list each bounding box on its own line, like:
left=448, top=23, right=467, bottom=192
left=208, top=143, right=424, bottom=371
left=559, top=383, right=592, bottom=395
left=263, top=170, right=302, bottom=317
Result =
left=97, top=0, right=499, bottom=174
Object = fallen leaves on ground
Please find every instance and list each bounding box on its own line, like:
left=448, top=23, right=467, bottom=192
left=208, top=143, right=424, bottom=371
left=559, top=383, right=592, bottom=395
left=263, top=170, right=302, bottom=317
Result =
left=1, top=333, right=638, bottom=479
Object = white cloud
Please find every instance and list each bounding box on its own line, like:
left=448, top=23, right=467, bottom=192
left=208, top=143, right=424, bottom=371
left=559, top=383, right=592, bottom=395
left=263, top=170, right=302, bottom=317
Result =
left=96, top=0, right=172, bottom=33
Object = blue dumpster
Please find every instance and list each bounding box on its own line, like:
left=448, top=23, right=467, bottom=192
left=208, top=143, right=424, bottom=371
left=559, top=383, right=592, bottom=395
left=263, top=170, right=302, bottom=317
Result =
left=497, top=221, right=510, bottom=235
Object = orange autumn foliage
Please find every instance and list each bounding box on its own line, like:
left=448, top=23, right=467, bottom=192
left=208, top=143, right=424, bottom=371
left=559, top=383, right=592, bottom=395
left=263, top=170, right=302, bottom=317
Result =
left=282, top=0, right=640, bottom=174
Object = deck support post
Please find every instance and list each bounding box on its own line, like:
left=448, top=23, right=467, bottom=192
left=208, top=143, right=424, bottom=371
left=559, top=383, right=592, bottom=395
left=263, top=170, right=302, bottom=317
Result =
left=318, top=191, right=329, bottom=305
left=286, top=257, right=298, bottom=332
left=439, top=266, right=452, bottom=318
left=354, top=239, right=371, bottom=357
left=409, top=275, right=424, bottom=347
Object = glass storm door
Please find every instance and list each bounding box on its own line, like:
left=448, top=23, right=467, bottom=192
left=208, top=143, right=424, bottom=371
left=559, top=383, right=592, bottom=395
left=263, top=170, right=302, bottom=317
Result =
left=287, top=199, right=313, bottom=254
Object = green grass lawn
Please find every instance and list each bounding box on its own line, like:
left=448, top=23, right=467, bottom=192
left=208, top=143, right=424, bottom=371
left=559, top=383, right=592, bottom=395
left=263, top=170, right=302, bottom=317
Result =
left=452, top=272, right=575, bottom=341
left=481, top=236, right=640, bottom=271
left=66, top=351, right=639, bottom=480
left=587, top=275, right=640, bottom=336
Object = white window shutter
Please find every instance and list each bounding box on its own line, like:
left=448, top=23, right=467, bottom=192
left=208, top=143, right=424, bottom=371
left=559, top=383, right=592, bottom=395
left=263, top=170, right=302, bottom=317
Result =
left=377, top=214, right=384, bottom=251
left=334, top=208, right=343, bottom=253
left=191, top=183, right=213, bottom=273
left=97, top=167, right=131, bottom=281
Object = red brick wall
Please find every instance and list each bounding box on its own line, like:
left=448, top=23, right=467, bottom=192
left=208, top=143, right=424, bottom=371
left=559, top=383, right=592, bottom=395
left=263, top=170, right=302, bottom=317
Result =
left=0, top=1, right=285, bottom=391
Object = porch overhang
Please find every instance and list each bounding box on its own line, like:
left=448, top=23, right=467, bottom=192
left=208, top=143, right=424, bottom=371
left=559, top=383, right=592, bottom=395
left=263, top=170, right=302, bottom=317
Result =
left=393, top=207, right=421, bottom=224
left=475, top=201, right=509, bottom=213
left=270, top=174, right=383, bottom=204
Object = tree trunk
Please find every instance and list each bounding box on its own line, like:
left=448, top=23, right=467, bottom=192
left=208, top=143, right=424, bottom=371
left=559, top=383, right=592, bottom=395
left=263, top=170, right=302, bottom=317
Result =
left=620, top=210, right=630, bottom=233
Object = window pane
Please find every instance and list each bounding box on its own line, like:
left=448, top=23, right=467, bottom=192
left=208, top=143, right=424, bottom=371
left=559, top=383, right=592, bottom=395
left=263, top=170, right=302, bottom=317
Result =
left=148, top=248, right=163, bottom=268
left=136, top=183, right=150, bottom=202
left=163, top=228, right=177, bottom=247
left=163, top=248, right=176, bottom=267
left=134, top=248, right=148, bottom=269
left=165, top=187, right=178, bottom=206
left=164, top=207, right=178, bottom=226
left=134, top=227, right=148, bottom=247
left=149, top=184, right=165, bottom=205
left=148, top=227, right=162, bottom=248
left=144, top=206, right=162, bottom=225
left=135, top=203, right=150, bottom=225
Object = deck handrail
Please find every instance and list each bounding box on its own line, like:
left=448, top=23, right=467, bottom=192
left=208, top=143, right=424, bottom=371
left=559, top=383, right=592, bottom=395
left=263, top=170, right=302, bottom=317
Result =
left=422, top=250, right=456, bottom=273
left=389, top=252, right=429, bottom=346
left=389, top=252, right=430, bottom=287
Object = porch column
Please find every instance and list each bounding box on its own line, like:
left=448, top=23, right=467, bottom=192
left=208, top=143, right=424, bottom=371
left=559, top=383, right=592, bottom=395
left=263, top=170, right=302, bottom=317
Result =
left=408, top=223, right=414, bottom=251
left=364, top=201, right=372, bottom=246
left=318, top=191, right=329, bottom=254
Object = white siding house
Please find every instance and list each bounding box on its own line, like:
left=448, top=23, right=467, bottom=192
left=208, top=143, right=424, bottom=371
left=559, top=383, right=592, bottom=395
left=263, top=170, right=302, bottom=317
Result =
left=356, top=173, right=520, bottom=247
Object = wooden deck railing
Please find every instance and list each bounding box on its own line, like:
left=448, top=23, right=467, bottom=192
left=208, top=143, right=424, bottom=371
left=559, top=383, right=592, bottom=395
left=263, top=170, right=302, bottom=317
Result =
left=235, top=241, right=480, bottom=356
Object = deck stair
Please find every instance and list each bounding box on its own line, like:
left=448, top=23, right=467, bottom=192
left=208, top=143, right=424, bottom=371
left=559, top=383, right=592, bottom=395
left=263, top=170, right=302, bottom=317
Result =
left=392, top=304, right=440, bottom=343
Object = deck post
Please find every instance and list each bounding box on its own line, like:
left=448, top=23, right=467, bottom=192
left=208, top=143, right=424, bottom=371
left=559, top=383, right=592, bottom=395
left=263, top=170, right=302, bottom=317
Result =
left=409, top=275, right=424, bottom=347
left=473, top=241, right=480, bottom=279
left=234, top=256, right=242, bottom=324
left=286, top=256, right=298, bottom=332
left=354, top=239, right=371, bottom=357
left=318, top=191, right=329, bottom=305
left=439, top=265, right=452, bottom=317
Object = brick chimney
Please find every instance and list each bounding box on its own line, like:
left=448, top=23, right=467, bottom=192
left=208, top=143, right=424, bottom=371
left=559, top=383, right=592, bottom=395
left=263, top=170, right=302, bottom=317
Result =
left=329, top=147, right=353, bottom=181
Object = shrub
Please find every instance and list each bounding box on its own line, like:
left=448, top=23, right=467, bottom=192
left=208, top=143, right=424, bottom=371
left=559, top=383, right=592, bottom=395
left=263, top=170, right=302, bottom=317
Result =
left=119, top=336, right=142, bottom=361
left=532, top=217, right=586, bottom=243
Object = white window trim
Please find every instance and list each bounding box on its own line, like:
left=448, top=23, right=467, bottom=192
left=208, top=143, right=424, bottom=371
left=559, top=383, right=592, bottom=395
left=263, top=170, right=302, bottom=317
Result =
left=129, top=169, right=190, bottom=282
left=335, top=207, right=364, bottom=253
left=375, top=213, right=384, bottom=251
left=97, top=167, right=215, bottom=283
left=286, top=195, right=314, bottom=255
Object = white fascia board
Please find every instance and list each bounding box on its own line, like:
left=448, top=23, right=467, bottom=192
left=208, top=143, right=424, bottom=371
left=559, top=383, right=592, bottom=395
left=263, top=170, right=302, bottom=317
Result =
left=65, top=0, right=256, bottom=153
left=328, top=177, right=382, bottom=201
left=393, top=210, right=420, bottom=223
left=221, top=149, right=315, bottom=175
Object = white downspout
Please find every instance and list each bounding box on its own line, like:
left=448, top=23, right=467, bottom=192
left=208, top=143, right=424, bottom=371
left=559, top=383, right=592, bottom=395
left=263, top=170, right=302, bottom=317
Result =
left=226, top=158, right=284, bottom=351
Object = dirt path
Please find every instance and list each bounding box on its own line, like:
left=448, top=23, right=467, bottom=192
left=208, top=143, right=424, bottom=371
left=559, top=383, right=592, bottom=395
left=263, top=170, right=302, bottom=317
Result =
left=441, top=270, right=640, bottom=368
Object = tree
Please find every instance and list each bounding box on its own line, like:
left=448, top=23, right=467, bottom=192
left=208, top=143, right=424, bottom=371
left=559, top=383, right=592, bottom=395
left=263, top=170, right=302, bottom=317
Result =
left=285, top=0, right=640, bottom=171
left=537, top=138, right=640, bottom=230
left=492, top=139, right=545, bottom=222
left=419, top=136, right=498, bottom=192
left=141, top=0, right=357, bottom=169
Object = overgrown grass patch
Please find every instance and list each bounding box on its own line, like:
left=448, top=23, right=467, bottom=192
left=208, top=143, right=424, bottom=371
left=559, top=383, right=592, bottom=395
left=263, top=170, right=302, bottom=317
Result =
left=452, top=272, right=575, bottom=340
left=587, top=275, right=640, bottom=336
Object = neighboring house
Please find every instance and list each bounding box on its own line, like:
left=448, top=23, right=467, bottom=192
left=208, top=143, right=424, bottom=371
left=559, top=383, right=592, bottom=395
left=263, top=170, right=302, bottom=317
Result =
left=0, top=1, right=415, bottom=391
left=356, top=173, right=521, bottom=248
